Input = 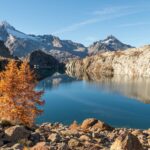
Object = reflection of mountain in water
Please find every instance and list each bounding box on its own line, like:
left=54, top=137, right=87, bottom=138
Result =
left=37, top=72, right=78, bottom=89
left=66, top=71, right=150, bottom=104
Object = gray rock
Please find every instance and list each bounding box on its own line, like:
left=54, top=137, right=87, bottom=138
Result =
left=31, top=142, right=50, bottom=150
left=81, top=118, right=113, bottom=131
left=68, top=138, right=80, bottom=148
left=57, top=142, right=69, bottom=150
left=110, top=133, right=144, bottom=150
left=0, top=140, right=4, bottom=147
left=4, top=125, right=30, bottom=142
left=29, top=132, right=41, bottom=145
left=79, top=135, right=91, bottom=141
left=48, top=133, right=61, bottom=142
left=12, top=143, right=24, bottom=150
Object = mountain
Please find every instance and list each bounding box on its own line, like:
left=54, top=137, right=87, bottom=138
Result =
left=27, top=50, right=60, bottom=69
left=0, top=21, right=134, bottom=61
left=0, top=40, right=12, bottom=58
left=27, top=50, right=64, bottom=79
left=0, top=21, right=87, bottom=59
left=88, top=35, right=133, bottom=54
left=66, top=45, right=150, bottom=78
left=48, top=50, right=79, bottom=63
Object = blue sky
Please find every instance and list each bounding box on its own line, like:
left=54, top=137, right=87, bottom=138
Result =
left=0, top=0, right=150, bottom=46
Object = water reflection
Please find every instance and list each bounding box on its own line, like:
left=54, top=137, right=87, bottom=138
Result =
left=37, top=72, right=150, bottom=128
left=38, top=71, right=150, bottom=104
left=37, top=72, right=79, bottom=90
left=66, top=71, right=150, bottom=104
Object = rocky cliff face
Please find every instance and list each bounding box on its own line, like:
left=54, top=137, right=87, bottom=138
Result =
left=0, top=40, right=12, bottom=58
left=66, top=45, right=150, bottom=77
left=0, top=40, right=16, bottom=71
left=27, top=50, right=59, bottom=69
left=26, top=50, right=65, bottom=79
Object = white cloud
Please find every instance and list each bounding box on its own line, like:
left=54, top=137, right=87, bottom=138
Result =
left=117, top=22, right=150, bottom=27
left=53, top=5, right=149, bottom=35
left=92, top=6, right=134, bottom=16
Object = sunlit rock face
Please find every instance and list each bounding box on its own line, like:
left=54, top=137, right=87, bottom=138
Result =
left=66, top=70, right=150, bottom=104
left=66, top=45, right=150, bottom=77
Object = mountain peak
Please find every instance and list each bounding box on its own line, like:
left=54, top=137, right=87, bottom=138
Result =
left=0, top=21, right=15, bottom=30
left=88, top=35, right=133, bottom=54
left=105, top=35, right=118, bottom=40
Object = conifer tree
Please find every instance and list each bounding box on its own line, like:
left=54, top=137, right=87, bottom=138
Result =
left=0, top=60, right=44, bottom=126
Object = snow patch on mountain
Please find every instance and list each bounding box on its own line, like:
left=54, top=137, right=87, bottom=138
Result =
left=88, top=35, right=133, bottom=54
left=0, top=21, right=37, bottom=40
left=6, top=28, right=36, bottom=40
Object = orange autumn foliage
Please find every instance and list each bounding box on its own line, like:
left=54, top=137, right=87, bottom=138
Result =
left=0, top=60, right=44, bottom=126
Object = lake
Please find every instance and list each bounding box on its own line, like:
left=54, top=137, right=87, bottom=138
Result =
left=37, top=72, right=150, bottom=129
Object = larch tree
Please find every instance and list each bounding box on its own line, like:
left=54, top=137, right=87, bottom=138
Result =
left=0, top=60, right=44, bottom=126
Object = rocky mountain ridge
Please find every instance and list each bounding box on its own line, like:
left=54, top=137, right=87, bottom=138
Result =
left=88, top=35, right=133, bottom=54
left=66, top=45, right=150, bottom=77
left=0, top=41, right=64, bottom=79
left=0, top=21, right=87, bottom=58
left=0, top=21, right=133, bottom=62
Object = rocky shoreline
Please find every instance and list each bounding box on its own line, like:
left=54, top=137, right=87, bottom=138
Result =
left=0, top=118, right=149, bottom=150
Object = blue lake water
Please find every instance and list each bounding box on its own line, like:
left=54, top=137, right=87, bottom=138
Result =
left=37, top=73, right=150, bottom=129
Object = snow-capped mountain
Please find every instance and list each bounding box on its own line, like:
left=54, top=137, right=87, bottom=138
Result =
left=0, top=21, right=134, bottom=61
left=88, top=35, right=133, bottom=54
left=0, top=21, right=87, bottom=58
left=0, top=21, right=36, bottom=41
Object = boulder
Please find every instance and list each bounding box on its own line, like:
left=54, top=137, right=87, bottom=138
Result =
left=29, top=132, right=41, bottom=144
left=0, top=128, right=4, bottom=139
left=68, top=138, right=80, bottom=148
left=110, top=133, right=144, bottom=150
left=132, top=130, right=143, bottom=136
left=0, top=141, right=3, bottom=147
left=48, top=133, right=61, bottom=142
left=79, top=135, right=90, bottom=141
left=4, top=125, right=30, bottom=142
left=69, top=121, right=79, bottom=130
left=57, top=142, right=69, bottom=150
left=81, top=118, right=113, bottom=131
left=31, top=142, right=50, bottom=150
left=81, top=118, right=98, bottom=129
left=12, top=143, right=24, bottom=150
